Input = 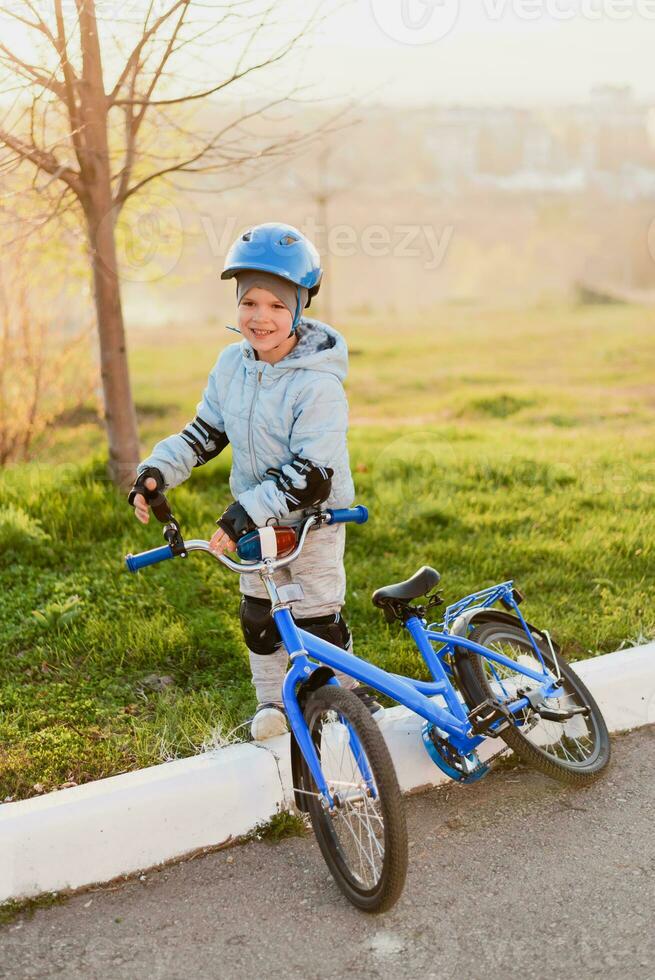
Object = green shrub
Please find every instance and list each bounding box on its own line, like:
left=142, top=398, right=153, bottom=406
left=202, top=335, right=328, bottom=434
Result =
left=0, top=505, right=49, bottom=563
left=464, top=393, right=536, bottom=418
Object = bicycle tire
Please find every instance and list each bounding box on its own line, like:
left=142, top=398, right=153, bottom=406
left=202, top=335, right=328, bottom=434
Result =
left=457, top=621, right=611, bottom=784
left=297, top=685, right=407, bottom=912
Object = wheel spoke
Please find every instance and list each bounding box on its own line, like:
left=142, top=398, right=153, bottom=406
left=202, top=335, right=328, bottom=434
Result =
left=301, top=687, right=408, bottom=911
left=479, top=634, right=600, bottom=770
left=313, top=708, right=386, bottom=889
left=336, top=805, right=379, bottom=885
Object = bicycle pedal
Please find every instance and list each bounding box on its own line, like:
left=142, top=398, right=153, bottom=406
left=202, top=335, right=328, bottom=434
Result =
left=467, top=699, right=513, bottom=737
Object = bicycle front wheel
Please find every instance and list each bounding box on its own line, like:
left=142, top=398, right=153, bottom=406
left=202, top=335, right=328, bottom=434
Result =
left=458, top=621, right=611, bottom=784
left=298, top=685, right=407, bottom=913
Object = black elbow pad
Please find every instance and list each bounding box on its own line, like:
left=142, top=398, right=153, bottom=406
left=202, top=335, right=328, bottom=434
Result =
left=180, top=416, right=229, bottom=467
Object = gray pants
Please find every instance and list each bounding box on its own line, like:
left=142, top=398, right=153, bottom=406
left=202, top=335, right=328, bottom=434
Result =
left=239, top=523, right=356, bottom=704
left=239, top=521, right=347, bottom=616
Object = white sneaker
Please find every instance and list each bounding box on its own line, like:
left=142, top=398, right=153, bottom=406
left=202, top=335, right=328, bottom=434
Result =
left=251, top=702, right=288, bottom=740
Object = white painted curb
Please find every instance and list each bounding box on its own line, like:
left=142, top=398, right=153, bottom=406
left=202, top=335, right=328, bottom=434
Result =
left=0, top=743, right=283, bottom=904
left=1, top=643, right=654, bottom=903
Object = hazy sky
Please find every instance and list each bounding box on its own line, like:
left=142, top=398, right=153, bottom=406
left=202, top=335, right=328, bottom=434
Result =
left=1, top=0, right=653, bottom=107
left=306, top=1, right=655, bottom=105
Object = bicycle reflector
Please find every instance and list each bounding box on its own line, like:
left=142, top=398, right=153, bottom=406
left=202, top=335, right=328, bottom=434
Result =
left=237, top=526, right=297, bottom=561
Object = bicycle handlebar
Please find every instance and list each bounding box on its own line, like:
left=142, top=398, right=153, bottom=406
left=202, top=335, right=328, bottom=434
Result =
left=125, top=505, right=368, bottom=575
left=125, top=544, right=174, bottom=572
left=327, top=505, right=368, bottom=525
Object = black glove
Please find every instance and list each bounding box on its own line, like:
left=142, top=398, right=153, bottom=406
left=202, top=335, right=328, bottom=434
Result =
left=128, top=467, right=172, bottom=523
left=216, top=501, right=256, bottom=543
left=265, top=457, right=333, bottom=510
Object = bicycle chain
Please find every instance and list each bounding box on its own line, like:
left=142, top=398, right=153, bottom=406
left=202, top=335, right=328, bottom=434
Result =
left=475, top=741, right=514, bottom=772
left=446, top=742, right=512, bottom=781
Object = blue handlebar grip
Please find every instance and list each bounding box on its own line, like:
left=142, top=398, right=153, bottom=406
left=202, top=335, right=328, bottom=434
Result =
left=326, top=505, right=369, bottom=525
left=125, top=544, right=174, bottom=572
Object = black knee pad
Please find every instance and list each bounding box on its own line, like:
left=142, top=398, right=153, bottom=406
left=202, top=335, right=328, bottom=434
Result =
left=295, top=610, right=351, bottom=651
left=239, top=595, right=283, bottom=656
left=240, top=596, right=351, bottom=655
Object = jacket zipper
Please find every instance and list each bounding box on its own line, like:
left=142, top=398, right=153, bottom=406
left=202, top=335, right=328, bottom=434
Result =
left=248, top=369, right=262, bottom=481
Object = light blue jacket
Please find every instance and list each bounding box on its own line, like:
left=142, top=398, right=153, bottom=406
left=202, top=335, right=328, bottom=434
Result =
left=138, top=318, right=355, bottom=526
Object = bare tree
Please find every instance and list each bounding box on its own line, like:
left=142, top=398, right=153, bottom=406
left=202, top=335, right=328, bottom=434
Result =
left=0, top=0, right=345, bottom=487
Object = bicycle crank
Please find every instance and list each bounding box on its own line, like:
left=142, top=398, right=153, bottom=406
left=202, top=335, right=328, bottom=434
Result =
left=421, top=723, right=490, bottom=784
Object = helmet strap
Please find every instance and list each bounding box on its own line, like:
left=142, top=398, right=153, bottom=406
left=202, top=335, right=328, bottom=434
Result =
left=289, top=285, right=303, bottom=337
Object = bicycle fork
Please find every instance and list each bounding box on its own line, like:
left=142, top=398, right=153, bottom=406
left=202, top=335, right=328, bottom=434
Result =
left=281, top=650, right=378, bottom=811
left=268, top=586, right=374, bottom=812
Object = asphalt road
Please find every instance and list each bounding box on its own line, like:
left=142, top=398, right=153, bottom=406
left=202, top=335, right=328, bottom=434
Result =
left=2, top=726, right=653, bottom=980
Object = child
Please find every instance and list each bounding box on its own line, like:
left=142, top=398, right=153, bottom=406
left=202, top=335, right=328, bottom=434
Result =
left=129, top=223, right=380, bottom=739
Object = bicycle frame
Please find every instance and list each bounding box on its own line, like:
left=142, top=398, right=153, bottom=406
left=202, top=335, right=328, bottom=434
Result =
left=126, top=510, right=564, bottom=809
left=275, top=586, right=564, bottom=807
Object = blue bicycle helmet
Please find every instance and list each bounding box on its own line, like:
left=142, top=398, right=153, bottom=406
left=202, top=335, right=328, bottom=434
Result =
left=221, top=222, right=322, bottom=332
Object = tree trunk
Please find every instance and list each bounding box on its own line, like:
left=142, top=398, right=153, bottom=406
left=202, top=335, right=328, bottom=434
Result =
left=78, top=0, right=140, bottom=489
left=85, top=198, right=141, bottom=490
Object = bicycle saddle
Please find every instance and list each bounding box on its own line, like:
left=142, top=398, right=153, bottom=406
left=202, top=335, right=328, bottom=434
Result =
left=372, top=565, right=441, bottom=606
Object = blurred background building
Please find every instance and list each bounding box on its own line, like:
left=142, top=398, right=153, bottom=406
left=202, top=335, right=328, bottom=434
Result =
left=124, top=85, right=655, bottom=327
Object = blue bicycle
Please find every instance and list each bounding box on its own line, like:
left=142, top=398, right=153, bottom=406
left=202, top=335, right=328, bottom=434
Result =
left=126, top=500, right=610, bottom=913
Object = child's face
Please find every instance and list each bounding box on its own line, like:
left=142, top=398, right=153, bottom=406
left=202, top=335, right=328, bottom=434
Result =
left=237, top=287, right=293, bottom=353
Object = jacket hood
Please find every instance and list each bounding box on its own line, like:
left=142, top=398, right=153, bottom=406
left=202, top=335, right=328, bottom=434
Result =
left=240, top=318, right=348, bottom=382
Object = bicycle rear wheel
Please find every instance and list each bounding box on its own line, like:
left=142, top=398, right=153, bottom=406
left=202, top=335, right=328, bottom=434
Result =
left=297, top=685, right=407, bottom=913
left=457, top=621, right=611, bottom=784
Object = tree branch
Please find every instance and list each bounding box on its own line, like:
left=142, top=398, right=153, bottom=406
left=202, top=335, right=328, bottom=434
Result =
left=118, top=108, right=346, bottom=202
left=0, top=184, right=80, bottom=248
left=53, top=0, right=86, bottom=175
left=3, top=2, right=59, bottom=50
left=0, top=127, right=82, bottom=198
left=112, top=0, right=191, bottom=206
left=112, top=8, right=316, bottom=109
left=107, top=0, right=188, bottom=105
left=131, top=0, right=190, bottom=128
left=0, top=43, right=66, bottom=100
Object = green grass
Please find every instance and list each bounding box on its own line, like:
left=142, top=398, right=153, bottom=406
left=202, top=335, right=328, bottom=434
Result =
left=253, top=809, right=308, bottom=843
left=0, top=892, right=66, bottom=928
left=1, top=302, right=654, bottom=802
